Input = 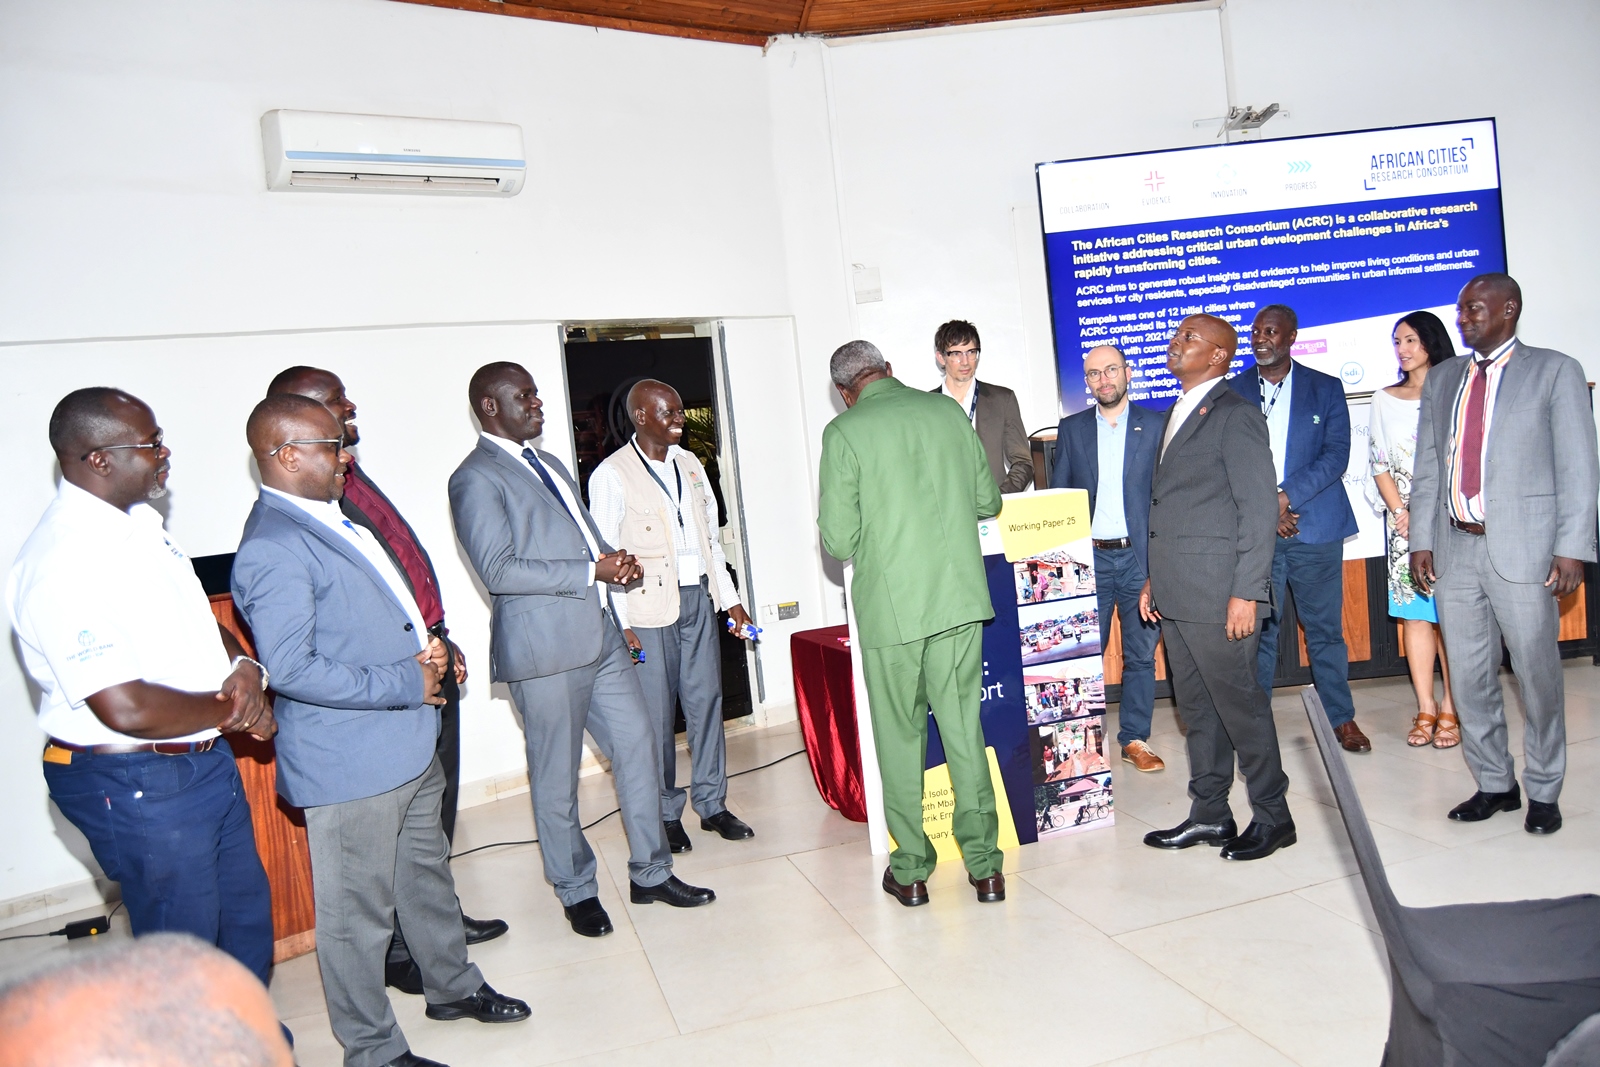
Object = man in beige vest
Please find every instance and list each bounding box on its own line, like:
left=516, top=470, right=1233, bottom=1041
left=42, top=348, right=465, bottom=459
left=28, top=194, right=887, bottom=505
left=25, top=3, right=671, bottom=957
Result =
left=589, top=380, right=757, bottom=853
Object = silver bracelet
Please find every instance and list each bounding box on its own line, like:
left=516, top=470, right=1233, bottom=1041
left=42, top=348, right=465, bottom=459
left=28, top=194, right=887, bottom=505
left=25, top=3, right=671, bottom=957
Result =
left=231, top=655, right=270, bottom=691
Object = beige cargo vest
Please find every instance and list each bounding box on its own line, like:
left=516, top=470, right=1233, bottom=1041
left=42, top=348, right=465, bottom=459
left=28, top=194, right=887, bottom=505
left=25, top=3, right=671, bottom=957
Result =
left=609, top=445, right=727, bottom=628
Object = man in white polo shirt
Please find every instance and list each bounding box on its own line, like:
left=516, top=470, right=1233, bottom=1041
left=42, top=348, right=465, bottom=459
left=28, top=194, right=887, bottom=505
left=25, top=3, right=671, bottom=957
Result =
left=7, top=387, right=277, bottom=987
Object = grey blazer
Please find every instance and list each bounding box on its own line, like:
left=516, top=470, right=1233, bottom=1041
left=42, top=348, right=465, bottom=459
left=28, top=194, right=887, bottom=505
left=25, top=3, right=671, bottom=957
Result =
left=1409, top=342, right=1599, bottom=583
left=1147, top=379, right=1279, bottom=624
left=930, top=380, right=1035, bottom=492
left=448, top=437, right=615, bottom=682
left=231, top=491, right=435, bottom=809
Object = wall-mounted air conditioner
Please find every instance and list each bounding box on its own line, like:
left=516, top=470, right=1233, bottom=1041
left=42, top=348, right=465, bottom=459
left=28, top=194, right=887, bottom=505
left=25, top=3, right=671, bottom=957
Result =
left=261, top=110, right=525, bottom=196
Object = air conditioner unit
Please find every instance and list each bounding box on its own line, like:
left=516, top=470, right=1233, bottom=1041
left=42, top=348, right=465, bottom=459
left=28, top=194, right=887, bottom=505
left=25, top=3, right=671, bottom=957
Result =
left=261, top=110, right=525, bottom=196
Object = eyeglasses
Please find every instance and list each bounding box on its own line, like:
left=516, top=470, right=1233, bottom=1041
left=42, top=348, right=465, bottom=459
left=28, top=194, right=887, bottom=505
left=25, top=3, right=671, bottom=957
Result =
left=942, top=349, right=980, bottom=361
left=1083, top=367, right=1126, bottom=382
left=81, top=433, right=163, bottom=462
left=268, top=438, right=344, bottom=457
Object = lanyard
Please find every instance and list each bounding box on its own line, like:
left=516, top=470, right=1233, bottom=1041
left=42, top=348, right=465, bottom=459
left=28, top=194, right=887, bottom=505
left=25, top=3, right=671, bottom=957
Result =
left=631, top=440, right=684, bottom=530
left=1260, top=374, right=1286, bottom=419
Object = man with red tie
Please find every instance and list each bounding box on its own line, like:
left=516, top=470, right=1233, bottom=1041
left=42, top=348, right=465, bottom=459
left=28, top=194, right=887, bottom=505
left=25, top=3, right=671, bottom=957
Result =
left=1408, top=275, right=1598, bottom=835
left=267, top=368, right=508, bottom=990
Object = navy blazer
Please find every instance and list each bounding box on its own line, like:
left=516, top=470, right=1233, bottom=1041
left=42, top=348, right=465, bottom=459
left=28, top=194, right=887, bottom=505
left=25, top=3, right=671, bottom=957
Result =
left=232, top=491, right=437, bottom=809
left=1049, top=401, right=1160, bottom=572
left=1229, top=363, right=1358, bottom=545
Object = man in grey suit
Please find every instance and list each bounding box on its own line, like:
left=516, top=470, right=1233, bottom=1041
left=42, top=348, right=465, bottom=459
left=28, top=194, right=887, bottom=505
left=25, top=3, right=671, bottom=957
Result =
left=233, top=395, right=528, bottom=1067
left=1410, top=273, right=1599, bottom=835
left=1138, top=315, right=1295, bottom=861
left=931, top=320, right=1035, bottom=492
left=448, top=362, right=714, bottom=941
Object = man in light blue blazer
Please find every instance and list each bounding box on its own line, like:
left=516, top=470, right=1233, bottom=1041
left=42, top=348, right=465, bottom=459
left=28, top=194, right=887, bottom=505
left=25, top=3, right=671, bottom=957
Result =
left=1230, top=305, right=1366, bottom=752
left=1050, top=344, right=1165, bottom=771
left=233, top=395, right=528, bottom=1067
left=448, top=362, right=713, bottom=942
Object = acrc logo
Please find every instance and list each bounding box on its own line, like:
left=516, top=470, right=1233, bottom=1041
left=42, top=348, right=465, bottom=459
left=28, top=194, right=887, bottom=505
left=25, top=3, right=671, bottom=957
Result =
left=1340, top=362, right=1365, bottom=386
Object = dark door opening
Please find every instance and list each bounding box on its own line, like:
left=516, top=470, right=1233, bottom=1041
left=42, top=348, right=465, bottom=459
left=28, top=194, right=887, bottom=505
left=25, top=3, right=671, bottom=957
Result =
left=562, top=327, right=753, bottom=723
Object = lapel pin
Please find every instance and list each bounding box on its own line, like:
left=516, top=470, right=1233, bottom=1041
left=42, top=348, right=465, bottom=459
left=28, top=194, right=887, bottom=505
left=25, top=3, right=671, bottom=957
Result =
left=1198, top=406, right=1207, bottom=416
left=1312, top=415, right=1321, bottom=424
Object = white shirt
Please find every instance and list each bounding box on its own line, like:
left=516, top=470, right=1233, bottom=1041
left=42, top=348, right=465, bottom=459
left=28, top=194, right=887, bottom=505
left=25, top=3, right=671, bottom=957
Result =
left=262, top=487, right=427, bottom=649
left=588, top=437, right=743, bottom=630
left=941, top=380, right=979, bottom=424
left=7, top=480, right=231, bottom=745
left=481, top=433, right=599, bottom=588
left=1259, top=364, right=1293, bottom=487
left=1161, top=378, right=1218, bottom=458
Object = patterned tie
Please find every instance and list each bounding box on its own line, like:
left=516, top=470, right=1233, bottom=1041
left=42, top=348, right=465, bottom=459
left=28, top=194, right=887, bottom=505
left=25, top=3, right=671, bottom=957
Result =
left=522, top=448, right=577, bottom=525
left=1458, top=359, right=1492, bottom=500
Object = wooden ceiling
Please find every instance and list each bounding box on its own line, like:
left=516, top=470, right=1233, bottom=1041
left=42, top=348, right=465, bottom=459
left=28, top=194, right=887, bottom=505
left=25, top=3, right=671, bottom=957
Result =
left=392, top=0, right=1188, bottom=48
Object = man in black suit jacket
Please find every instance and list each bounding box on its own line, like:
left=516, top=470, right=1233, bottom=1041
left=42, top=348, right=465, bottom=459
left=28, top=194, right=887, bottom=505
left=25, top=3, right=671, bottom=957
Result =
left=930, top=320, right=1035, bottom=492
left=1050, top=345, right=1164, bottom=772
left=1138, top=315, right=1295, bottom=861
left=267, top=367, right=508, bottom=995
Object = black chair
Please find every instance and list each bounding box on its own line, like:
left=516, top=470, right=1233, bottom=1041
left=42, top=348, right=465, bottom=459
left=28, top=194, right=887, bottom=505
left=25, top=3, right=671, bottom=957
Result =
left=1300, top=687, right=1600, bottom=1066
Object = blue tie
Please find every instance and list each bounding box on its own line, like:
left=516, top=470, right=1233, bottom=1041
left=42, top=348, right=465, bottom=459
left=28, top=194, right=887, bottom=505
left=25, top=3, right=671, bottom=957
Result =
left=522, top=448, right=577, bottom=525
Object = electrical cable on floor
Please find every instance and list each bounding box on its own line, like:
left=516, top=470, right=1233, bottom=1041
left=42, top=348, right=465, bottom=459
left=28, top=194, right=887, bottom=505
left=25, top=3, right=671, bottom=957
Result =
left=448, top=748, right=805, bottom=861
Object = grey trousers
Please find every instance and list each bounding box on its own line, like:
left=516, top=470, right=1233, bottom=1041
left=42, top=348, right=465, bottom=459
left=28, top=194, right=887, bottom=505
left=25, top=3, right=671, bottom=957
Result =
left=1162, top=618, right=1292, bottom=827
left=1433, top=524, right=1567, bottom=802
left=304, top=758, right=483, bottom=1067
left=634, top=582, right=730, bottom=822
left=508, top=623, right=672, bottom=906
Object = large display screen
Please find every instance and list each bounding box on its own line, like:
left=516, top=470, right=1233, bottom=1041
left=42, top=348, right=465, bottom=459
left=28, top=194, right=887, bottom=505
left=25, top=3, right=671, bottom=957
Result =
left=1038, top=119, right=1507, bottom=412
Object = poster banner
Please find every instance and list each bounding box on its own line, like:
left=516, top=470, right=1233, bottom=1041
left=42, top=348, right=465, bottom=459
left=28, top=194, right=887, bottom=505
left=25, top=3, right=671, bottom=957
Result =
left=918, top=488, right=1112, bottom=853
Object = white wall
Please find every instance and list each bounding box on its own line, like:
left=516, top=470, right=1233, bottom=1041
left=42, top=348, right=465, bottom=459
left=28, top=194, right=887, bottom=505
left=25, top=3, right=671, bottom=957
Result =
left=3, top=0, right=1595, bottom=919
left=0, top=0, right=798, bottom=918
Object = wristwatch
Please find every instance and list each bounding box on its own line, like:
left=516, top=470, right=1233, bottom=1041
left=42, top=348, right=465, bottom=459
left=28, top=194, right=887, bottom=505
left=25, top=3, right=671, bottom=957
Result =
left=231, top=655, right=270, bottom=691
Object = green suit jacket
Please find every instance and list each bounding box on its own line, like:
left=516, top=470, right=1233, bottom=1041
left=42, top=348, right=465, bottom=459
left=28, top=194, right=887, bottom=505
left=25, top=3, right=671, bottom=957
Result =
left=818, top=376, right=1003, bottom=649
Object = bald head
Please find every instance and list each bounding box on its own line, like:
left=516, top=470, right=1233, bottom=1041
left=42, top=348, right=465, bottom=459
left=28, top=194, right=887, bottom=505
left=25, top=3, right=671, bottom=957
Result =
left=627, top=379, right=686, bottom=456
left=1457, top=272, right=1523, bottom=354
left=0, top=933, right=292, bottom=1067
left=247, top=394, right=349, bottom=500
left=267, top=367, right=360, bottom=446
left=468, top=362, right=526, bottom=408
left=1166, top=314, right=1237, bottom=390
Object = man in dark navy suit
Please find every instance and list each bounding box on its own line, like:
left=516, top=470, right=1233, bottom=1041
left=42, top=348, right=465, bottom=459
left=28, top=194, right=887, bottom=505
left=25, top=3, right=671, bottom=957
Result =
left=1229, top=305, right=1367, bottom=752
left=1051, top=345, right=1165, bottom=772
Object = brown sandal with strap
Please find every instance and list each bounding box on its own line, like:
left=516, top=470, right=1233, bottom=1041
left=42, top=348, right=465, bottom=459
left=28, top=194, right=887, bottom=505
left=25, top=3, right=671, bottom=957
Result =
left=1407, top=706, right=1438, bottom=747
left=1433, top=709, right=1461, bottom=749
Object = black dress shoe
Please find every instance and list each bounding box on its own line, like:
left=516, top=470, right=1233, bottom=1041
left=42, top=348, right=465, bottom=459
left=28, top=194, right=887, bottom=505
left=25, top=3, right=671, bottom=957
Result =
left=882, top=866, right=929, bottom=907
left=1143, top=818, right=1238, bottom=850
left=424, top=983, right=531, bottom=1024
left=664, top=820, right=693, bottom=853
left=563, top=896, right=614, bottom=937
left=630, top=875, right=716, bottom=907
left=969, top=872, right=1005, bottom=902
left=700, top=810, right=755, bottom=840
left=1526, top=800, right=1563, bottom=835
left=380, top=1052, right=450, bottom=1067
left=1220, top=820, right=1297, bottom=861
left=1448, top=783, right=1522, bottom=822
left=461, top=914, right=509, bottom=945
left=385, top=958, right=424, bottom=996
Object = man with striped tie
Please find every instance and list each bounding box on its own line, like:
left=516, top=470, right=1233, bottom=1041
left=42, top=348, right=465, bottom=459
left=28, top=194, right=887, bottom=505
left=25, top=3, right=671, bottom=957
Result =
left=1409, top=274, right=1598, bottom=835
left=448, top=362, right=714, bottom=940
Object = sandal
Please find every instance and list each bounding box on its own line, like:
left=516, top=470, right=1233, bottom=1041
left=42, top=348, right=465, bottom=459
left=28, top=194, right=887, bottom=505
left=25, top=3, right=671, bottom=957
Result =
left=1407, top=705, right=1438, bottom=747
left=1432, top=709, right=1461, bottom=749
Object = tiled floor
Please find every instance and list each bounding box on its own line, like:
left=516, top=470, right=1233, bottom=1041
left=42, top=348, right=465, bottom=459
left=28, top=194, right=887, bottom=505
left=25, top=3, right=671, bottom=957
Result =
left=8, top=663, right=1600, bottom=1066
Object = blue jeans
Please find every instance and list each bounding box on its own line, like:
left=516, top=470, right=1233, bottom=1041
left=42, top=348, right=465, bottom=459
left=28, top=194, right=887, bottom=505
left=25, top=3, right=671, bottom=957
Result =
left=1095, top=546, right=1160, bottom=745
left=1257, top=536, right=1355, bottom=727
left=43, top=739, right=274, bottom=986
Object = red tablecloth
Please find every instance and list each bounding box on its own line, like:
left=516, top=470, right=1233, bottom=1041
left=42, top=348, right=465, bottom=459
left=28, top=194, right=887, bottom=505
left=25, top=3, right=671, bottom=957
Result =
left=790, top=625, right=867, bottom=822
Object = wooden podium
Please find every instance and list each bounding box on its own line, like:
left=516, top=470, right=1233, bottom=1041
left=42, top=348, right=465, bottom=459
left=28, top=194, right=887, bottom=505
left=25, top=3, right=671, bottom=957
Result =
left=208, top=593, right=317, bottom=963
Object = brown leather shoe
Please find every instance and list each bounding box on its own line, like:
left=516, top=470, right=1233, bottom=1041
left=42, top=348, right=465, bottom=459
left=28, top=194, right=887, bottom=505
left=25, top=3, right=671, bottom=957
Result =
left=968, top=871, right=1005, bottom=902
left=882, top=867, right=929, bottom=907
left=1121, top=740, right=1165, bottom=772
left=1334, top=720, right=1372, bottom=753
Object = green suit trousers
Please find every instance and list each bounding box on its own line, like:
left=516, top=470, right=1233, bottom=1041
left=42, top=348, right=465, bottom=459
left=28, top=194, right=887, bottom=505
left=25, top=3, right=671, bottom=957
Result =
left=861, top=621, right=1002, bottom=885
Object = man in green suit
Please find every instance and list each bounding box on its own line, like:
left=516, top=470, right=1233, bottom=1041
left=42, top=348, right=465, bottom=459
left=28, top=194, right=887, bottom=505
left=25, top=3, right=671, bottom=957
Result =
left=818, top=340, right=1006, bottom=907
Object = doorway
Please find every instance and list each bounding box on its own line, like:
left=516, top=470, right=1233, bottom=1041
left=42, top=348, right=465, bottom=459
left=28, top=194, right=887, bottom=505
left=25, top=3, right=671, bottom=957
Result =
left=560, top=321, right=755, bottom=721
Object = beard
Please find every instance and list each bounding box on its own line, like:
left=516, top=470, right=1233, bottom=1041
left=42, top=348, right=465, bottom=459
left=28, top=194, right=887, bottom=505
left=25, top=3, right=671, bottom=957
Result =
left=146, top=483, right=168, bottom=500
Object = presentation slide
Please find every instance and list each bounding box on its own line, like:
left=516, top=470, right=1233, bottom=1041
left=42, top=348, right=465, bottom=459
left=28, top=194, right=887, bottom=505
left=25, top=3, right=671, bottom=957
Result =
left=1037, top=119, right=1507, bottom=413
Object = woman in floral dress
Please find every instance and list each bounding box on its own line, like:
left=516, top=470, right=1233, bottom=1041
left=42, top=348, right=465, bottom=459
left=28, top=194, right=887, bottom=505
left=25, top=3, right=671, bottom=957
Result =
left=1368, top=310, right=1460, bottom=747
